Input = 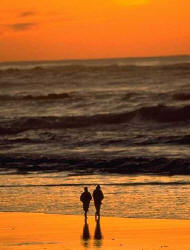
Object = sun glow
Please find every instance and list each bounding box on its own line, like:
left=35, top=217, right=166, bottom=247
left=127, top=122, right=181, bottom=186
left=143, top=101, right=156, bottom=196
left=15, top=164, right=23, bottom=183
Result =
left=114, top=0, right=150, bottom=6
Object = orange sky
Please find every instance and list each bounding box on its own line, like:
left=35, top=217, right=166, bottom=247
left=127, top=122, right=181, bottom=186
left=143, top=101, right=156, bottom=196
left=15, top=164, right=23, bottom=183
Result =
left=0, top=0, right=190, bottom=61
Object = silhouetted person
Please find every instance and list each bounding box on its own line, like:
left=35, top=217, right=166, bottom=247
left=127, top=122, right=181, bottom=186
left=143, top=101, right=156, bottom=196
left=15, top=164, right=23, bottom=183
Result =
left=93, top=185, right=104, bottom=220
left=80, top=187, right=92, bottom=218
left=94, top=217, right=103, bottom=248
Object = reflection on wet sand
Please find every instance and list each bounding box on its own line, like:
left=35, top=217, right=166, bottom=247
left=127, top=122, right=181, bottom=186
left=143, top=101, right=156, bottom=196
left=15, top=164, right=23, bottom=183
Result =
left=81, top=218, right=90, bottom=248
left=94, top=217, right=103, bottom=248
left=81, top=217, right=103, bottom=248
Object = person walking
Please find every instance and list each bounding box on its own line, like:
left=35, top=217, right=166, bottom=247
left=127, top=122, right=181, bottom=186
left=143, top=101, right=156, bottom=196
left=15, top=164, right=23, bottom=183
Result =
left=93, top=185, right=104, bottom=219
left=80, top=187, right=92, bottom=219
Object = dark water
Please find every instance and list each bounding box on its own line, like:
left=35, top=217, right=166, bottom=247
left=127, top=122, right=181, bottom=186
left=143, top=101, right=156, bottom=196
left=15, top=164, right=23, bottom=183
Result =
left=0, top=55, right=190, bottom=174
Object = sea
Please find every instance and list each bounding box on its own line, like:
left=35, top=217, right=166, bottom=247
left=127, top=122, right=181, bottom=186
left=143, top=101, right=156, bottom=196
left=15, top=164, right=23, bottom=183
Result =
left=0, top=55, right=190, bottom=219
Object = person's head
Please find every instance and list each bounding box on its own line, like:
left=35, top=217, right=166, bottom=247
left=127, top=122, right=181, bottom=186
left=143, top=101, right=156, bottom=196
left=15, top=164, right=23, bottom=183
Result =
left=84, top=187, right=88, bottom=192
left=96, top=184, right=100, bottom=190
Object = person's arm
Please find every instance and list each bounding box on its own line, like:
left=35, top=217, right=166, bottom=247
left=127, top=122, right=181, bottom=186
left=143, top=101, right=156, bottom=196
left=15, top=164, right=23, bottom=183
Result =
left=101, top=191, right=104, bottom=200
left=89, top=193, right=92, bottom=200
left=80, top=193, right=83, bottom=202
left=92, top=190, right=95, bottom=199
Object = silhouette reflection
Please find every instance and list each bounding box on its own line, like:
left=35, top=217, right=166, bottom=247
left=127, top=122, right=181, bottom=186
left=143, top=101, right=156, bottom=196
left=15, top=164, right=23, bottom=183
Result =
left=94, top=217, right=103, bottom=248
left=81, top=218, right=90, bottom=248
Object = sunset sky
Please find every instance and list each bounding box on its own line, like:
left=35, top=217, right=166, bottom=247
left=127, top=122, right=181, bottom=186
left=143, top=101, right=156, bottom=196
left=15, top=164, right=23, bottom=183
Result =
left=0, top=0, right=190, bottom=61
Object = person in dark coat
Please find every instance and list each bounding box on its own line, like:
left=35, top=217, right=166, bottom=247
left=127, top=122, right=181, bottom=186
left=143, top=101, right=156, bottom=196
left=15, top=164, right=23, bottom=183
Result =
left=80, top=187, right=92, bottom=218
left=93, top=185, right=104, bottom=219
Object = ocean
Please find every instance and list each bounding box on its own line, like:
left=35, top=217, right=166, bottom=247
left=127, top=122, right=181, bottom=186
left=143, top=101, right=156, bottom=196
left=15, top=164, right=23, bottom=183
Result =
left=0, top=55, right=190, bottom=219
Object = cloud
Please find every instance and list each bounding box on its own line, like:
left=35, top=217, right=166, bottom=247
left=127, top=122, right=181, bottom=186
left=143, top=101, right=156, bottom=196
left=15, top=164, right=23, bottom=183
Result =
left=8, top=22, right=37, bottom=31
left=20, top=11, right=36, bottom=17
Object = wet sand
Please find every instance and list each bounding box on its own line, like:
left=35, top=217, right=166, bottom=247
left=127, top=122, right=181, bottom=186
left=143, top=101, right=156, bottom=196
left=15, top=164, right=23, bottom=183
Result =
left=0, top=212, right=189, bottom=249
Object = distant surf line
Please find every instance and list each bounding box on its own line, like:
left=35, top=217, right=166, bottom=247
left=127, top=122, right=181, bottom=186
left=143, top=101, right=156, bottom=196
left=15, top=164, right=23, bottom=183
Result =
left=0, top=181, right=190, bottom=188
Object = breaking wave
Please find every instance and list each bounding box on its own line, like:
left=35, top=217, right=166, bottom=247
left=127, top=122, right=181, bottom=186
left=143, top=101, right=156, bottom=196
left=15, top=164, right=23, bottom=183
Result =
left=1, top=105, right=190, bottom=135
left=0, top=155, right=190, bottom=175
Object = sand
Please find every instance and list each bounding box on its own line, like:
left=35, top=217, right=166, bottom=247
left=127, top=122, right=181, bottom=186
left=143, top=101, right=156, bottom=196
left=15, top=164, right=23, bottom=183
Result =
left=0, top=212, right=189, bottom=250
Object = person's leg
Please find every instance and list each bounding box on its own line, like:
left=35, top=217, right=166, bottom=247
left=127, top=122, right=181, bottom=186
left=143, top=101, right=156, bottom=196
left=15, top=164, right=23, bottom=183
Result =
left=95, top=202, right=101, bottom=220
left=83, top=203, right=89, bottom=218
left=85, top=210, right=87, bottom=218
left=95, top=203, right=101, bottom=216
left=94, top=203, right=98, bottom=220
left=83, top=204, right=86, bottom=217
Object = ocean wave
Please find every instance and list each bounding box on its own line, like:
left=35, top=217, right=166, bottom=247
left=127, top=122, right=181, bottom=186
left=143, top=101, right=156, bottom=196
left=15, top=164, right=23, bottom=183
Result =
left=136, top=104, right=190, bottom=122
left=2, top=91, right=190, bottom=104
left=173, top=93, right=190, bottom=101
left=0, top=105, right=190, bottom=135
left=0, top=62, right=190, bottom=74
left=0, top=93, right=72, bottom=101
left=0, top=155, right=190, bottom=175
left=1, top=133, right=190, bottom=147
left=135, top=135, right=190, bottom=146
left=0, top=181, right=189, bottom=188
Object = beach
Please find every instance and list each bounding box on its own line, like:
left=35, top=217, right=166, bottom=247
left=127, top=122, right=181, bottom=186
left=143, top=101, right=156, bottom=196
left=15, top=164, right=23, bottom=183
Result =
left=0, top=212, right=189, bottom=250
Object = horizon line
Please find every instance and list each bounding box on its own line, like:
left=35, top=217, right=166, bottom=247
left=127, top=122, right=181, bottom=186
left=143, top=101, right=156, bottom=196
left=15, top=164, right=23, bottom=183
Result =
left=0, top=53, right=190, bottom=64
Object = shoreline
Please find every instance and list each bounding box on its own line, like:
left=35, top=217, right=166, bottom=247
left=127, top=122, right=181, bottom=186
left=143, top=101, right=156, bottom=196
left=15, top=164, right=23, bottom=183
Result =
left=0, top=212, right=189, bottom=249
left=1, top=210, right=190, bottom=220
